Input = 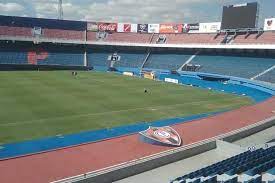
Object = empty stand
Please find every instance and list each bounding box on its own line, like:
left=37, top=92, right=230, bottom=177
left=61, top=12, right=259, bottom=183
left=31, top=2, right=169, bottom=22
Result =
left=103, top=32, right=152, bottom=43
left=233, top=32, right=275, bottom=44
left=42, top=29, right=85, bottom=40
left=0, top=50, right=28, bottom=64
left=257, top=69, right=275, bottom=83
left=143, top=53, right=192, bottom=70
left=0, top=26, right=33, bottom=37
left=163, top=33, right=224, bottom=44
left=36, top=52, right=84, bottom=66
left=0, top=45, right=84, bottom=66
left=191, top=55, right=275, bottom=79
left=87, top=51, right=146, bottom=71
left=113, top=53, right=146, bottom=68
left=87, top=32, right=97, bottom=41
left=171, top=145, right=275, bottom=183
left=87, top=52, right=110, bottom=71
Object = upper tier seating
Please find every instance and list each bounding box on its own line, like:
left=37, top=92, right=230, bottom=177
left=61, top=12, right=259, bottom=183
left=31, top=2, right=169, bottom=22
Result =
left=42, top=29, right=85, bottom=40
left=92, top=33, right=224, bottom=45
left=95, top=32, right=153, bottom=43
left=0, top=26, right=85, bottom=41
left=171, top=145, right=275, bottom=183
left=163, top=33, right=225, bottom=44
left=87, top=32, right=98, bottom=41
left=0, top=26, right=32, bottom=37
left=233, top=32, right=275, bottom=44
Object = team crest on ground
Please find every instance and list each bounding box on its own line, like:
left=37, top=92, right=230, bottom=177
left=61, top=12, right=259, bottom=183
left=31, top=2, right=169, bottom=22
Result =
left=139, top=126, right=181, bottom=147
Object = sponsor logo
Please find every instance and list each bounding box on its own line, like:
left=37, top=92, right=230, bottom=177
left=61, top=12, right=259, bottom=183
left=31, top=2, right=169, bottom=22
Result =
left=148, top=24, right=159, bottom=33
left=87, top=22, right=98, bottom=31
left=139, top=126, right=181, bottom=146
left=27, top=49, right=48, bottom=65
left=124, top=24, right=131, bottom=32
left=98, top=23, right=117, bottom=32
left=182, top=24, right=190, bottom=32
left=267, top=20, right=273, bottom=26
left=159, top=24, right=182, bottom=33
left=165, top=78, right=179, bottom=84
left=264, top=18, right=275, bottom=31
left=137, top=24, right=148, bottom=33
left=123, top=72, right=134, bottom=76
left=188, top=23, right=200, bottom=30
left=199, top=22, right=221, bottom=33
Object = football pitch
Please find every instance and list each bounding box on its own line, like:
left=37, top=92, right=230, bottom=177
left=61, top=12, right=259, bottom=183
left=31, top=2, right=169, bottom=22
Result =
left=0, top=71, right=253, bottom=144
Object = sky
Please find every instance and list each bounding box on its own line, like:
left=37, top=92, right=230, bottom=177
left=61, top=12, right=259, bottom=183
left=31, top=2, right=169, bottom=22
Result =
left=0, top=0, right=274, bottom=25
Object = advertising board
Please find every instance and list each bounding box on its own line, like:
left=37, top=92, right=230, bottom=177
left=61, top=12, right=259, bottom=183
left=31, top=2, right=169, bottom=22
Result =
left=199, top=22, right=221, bottom=33
left=117, top=23, right=132, bottom=32
left=87, top=22, right=98, bottom=32
left=164, top=78, right=179, bottom=84
left=264, top=18, right=275, bottom=31
left=137, top=24, right=148, bottom=33
left=131, top=24, right=138, bottom=33
left=98, top=22, right=117, bottom=32
left=183, top=23, right=200, bottom=33
left=148, top=24, right=160, bottom=33
left=159, top=24, right=182, bottom=33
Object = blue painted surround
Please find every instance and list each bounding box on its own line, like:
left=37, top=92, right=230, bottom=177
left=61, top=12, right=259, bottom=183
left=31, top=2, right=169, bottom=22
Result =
left=0, top=71, right=273, bottom=160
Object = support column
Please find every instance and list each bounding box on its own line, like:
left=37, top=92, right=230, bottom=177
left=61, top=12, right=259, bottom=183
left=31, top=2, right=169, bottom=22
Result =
left=84, top=49, right=87, bottom=67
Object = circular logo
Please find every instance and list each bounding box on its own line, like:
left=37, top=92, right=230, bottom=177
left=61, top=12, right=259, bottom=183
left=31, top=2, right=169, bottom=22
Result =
left=154, top=130, right=171, bottom=138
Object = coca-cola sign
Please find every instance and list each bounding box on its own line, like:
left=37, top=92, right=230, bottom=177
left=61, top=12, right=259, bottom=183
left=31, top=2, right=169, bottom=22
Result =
left=98, top=23, right=117, bottom=32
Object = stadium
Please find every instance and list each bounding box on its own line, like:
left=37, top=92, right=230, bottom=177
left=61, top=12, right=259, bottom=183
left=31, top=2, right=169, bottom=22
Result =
left=0, top=1, right=274, bottom=183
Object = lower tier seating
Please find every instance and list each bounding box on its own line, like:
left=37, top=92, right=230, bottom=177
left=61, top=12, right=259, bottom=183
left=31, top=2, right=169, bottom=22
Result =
left=171, top=145, right=275, bottom=183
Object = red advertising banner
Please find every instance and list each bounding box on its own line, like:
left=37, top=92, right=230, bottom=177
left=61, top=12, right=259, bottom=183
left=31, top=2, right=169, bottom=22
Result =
left=159, top=24, right=182, bottom=33
left=123, top=24, right=131, bottom=32
left=98, top=23, right=117, bottom=32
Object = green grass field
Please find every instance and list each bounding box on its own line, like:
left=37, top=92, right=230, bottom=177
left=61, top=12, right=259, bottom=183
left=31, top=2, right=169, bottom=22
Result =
left=0, top=71, right=253, bottom=144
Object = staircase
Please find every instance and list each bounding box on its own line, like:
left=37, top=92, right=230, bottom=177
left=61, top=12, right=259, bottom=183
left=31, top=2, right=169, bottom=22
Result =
left=251, top=65, right=275, bottom=80
left=178, top=51, right=200, bottom=71
left=140, top=51, right=151, bottom=71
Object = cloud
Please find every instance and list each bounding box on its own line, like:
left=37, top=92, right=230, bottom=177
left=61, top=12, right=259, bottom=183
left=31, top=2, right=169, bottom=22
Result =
left=82, top=0, right=206, bottom=23
left=0, top=0, right=271, bottom=26
left=11, top=0, right=220, bottom=22
left=0, top=2, right=24, bottom=12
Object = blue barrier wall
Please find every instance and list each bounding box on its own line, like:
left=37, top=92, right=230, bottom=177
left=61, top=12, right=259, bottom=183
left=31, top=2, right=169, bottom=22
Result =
left=158, top=73, right=274, bottom=103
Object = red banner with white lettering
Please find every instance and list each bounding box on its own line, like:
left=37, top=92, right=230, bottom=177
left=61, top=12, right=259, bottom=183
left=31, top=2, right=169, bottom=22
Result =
left=98, top=23, right=117, bottom=32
